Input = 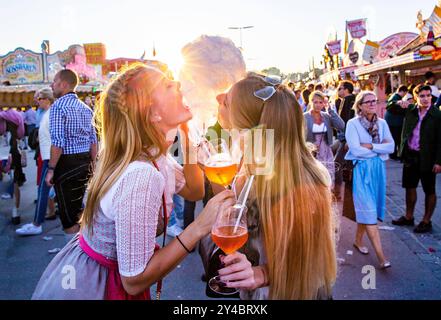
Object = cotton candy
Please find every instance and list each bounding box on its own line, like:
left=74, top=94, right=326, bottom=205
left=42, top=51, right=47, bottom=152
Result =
left=179, top=35, right=246, bottom=130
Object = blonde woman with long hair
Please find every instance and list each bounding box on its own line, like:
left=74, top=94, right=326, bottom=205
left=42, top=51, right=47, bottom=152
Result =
left=304, top=90, right=345, bottom=187
left=32, top=64, right=234, bottom=300
left=216, top=74, right=337, bottom=300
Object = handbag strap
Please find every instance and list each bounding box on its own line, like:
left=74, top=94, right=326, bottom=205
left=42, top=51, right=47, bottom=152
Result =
left=151, top=159, right=168, bottom=300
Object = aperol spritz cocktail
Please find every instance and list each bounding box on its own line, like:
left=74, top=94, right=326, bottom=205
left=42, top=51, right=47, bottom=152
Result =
left=208, top=204, right=248, bottom=295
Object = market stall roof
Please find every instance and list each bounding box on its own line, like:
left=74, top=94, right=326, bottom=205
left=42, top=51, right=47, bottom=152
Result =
left=355, top=4, right=441, bottom=77
left=0, top=83, right=102, bottom=93
left=355, top=52, right=434, bottom=76
left=320, top=65, right=359, bottom=84
left=396, top=36, right=426, bottom=56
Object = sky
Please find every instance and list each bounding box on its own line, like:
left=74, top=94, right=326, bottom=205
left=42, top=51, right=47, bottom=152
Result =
left=0, top=0, right=437, bottom=74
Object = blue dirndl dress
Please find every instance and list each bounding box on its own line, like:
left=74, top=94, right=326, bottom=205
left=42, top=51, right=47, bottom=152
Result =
left=352, top=156, right=386, bottom=225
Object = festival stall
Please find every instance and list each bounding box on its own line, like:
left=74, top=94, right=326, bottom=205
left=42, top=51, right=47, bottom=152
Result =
left=320, top=65, right=359, bottom=85
left=355, top=3, right=441, bottom=115
left=0, top=42, right=169, bottom=109
left=0, top=84, right=100, bottom=109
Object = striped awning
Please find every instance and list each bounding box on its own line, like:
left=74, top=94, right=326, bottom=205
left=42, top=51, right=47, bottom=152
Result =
left=421, top=5, right=441, bottom=37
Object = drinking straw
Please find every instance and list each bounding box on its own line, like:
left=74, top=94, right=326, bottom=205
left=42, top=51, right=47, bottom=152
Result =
left=187, top=120, right=203, bottom=146
left=230, top=176, right=238, bottom=200
left=233, top=175, right=254, bottom=233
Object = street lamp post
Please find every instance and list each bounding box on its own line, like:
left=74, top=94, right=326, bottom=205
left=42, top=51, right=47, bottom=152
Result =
left=228, top=26, right=254, bottom=50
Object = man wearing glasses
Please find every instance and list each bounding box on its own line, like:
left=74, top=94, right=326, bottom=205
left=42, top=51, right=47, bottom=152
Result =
left=392, top=84, right=441, bottom=233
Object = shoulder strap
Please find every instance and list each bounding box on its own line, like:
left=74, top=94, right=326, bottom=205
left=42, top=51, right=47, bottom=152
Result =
left=151, top=159, right=167, bottom=300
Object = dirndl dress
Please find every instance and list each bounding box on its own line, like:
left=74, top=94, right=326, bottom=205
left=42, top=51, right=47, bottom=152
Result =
left=352, top=156, right=386, bottom=225
left=31, top=233, right=150, bottom=300
left=314, top=133, right=335, bottom=186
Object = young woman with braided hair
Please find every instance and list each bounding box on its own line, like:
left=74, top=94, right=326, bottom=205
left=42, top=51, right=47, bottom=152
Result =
left=32, top=64, right=235, bottom=300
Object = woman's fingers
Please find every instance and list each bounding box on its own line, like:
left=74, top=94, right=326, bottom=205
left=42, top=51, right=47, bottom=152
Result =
left=218, top=260, right=248, bottom=276
left=219, top=269, right=254, bottom=283
left=218, top=253, right=252, bottom=277
left=224, top=279, right=256, bottom=289
left=221, top=252, right=244, bottom=266
left=213, top=190, right=235, bottom=201
left=206, top=190, right=234, bottom=210
left=211, top=191, right=236, bottom=209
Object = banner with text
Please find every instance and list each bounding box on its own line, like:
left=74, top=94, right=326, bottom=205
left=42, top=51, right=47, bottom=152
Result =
left=326, top=40, right=342, bottom=55
left=0, top=48, right=43, bottom=84
left=84, top=43, right=106, bottom=65
left=347, top=19, right=367, bottom=39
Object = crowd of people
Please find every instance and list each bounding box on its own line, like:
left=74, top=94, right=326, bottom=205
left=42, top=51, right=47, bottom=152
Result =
left=0, top=63, right=440, bottom=300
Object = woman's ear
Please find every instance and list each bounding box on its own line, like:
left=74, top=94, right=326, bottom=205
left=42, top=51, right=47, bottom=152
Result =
left=216, top=93, right=227, bottom=106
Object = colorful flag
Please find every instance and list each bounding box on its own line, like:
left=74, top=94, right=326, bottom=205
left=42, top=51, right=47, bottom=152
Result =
left=344, top=24, right=349, bottom=54
left=362, top=40, right=380, bottom=63
left=347, top=19, right=367, bottom=39
left=326, top=40, right=342, bottom=55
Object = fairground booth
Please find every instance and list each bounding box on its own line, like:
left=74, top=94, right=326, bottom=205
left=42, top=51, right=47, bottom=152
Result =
left=320, top=18, right=418, bottom=108
left=355, top=3, right=441, bottom=116
left=0, top=42, right=168, bottom=110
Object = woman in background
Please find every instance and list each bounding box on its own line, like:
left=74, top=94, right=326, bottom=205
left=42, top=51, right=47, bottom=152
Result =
left=16, top=88, right=56, bottom=236
left=304, top=91, right=345, bottom=187
left=345, top=91, right=393, bottom=269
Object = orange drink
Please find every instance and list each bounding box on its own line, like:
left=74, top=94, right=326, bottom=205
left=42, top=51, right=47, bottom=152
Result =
left=212, top=225, right=248, bottom=254
left=204, top=153, right=238, bottom=187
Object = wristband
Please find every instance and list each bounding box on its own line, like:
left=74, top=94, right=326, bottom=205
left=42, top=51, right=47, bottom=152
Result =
left=48, top=166, right=56, bottom=171
left=176, top=235, right=192, bottom=254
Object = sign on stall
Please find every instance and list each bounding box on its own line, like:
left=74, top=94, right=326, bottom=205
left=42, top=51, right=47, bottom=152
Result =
left=0, top=48, right=43, bottom=84
left=83, top=43, right=106, bottom=65
left=376, top=32, right=418, bottom=62
left=363, top=40, right=380, bottom=63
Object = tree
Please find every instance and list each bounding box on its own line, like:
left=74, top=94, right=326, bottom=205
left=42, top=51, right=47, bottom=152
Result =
left=261, top=67, right=281, bottom=76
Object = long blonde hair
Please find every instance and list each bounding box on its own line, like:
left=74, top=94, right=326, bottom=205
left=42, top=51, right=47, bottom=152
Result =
left=230, top=75, right=337, bottom=300
left=81, top=64, right=168, bottom=233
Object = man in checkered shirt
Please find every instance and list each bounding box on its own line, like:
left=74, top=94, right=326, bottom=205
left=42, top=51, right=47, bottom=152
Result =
left=45, top=69, right=97, bottom=240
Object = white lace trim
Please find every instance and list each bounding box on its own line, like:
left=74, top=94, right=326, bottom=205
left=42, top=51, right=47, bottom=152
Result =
left=113, top=164, right=165, bottom=277
left=94, top=156, right=185, bottom=277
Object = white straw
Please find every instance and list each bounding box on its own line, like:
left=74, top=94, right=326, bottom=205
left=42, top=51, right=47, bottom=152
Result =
left=230, top=175, right=238, bottom=200
left=233, top=175, right=254, bottom=233
left=188, top=120, right=203, bottom=146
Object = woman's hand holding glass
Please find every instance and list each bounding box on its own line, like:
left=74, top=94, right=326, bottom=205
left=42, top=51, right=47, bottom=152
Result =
left=208, top=203, right=248, bottom=295
left=194, top=190, right=236, bottom=237
left=217, top=252, right=266, bottom=291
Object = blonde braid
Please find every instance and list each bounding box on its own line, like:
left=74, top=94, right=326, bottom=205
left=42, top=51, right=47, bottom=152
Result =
left=107, top=66, right=145, bottom=115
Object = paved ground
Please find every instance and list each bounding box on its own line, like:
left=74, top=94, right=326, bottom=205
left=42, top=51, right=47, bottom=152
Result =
left=1, top=150, right=440, bottom=300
